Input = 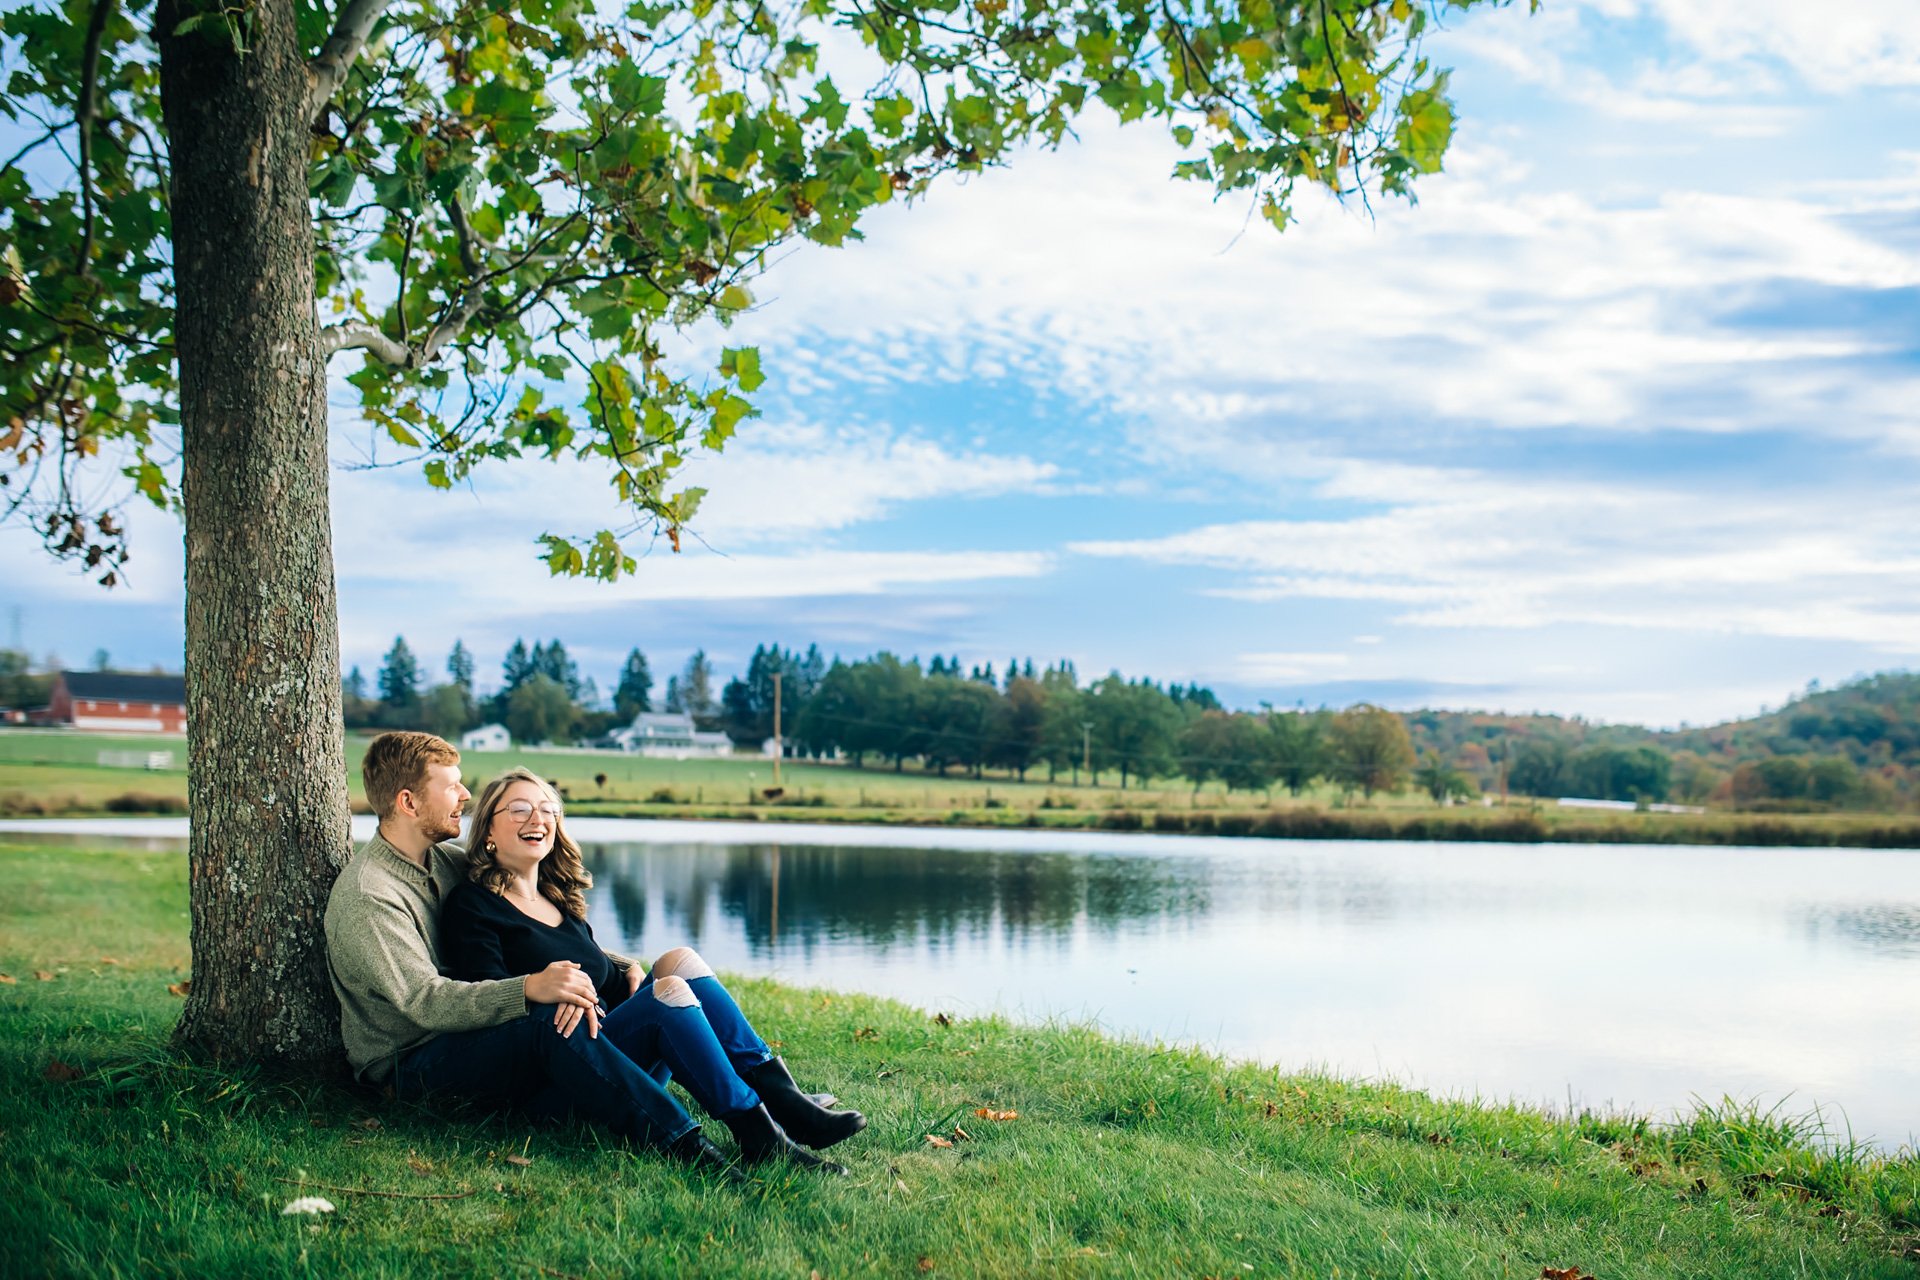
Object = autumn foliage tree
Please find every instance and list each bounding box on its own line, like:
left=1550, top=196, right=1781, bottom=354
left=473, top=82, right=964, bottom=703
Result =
left=2, top=0, right=1500, bottom=1062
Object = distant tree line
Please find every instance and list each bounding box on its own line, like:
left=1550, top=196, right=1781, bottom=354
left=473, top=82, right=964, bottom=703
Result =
left=8, top=635, right=1909, bottom=812
left=300, top=643, right=1920, bottom=810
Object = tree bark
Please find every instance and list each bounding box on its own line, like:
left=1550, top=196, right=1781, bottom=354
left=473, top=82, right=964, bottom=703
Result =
left=158, top=0, right=352, bottom=1063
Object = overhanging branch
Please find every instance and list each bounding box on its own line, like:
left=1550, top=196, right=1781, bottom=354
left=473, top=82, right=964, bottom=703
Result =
left=74, top=0, right=117, bottom=277
left=308, top=0, right=391, bottom=121
left=318, top=287, right=483, bottom=367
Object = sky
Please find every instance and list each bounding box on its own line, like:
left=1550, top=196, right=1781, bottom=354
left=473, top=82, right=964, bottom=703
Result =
left=6, top=0, right=1920, bottom=728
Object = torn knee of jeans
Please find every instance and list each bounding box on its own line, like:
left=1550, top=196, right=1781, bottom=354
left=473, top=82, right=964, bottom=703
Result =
left=650, top=946, right=714, bottom=981
left=651, top=974, right=700, bottom=1009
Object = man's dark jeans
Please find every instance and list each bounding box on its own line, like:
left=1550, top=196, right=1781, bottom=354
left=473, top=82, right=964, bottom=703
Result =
left=392, top=1004, right=698, bottom=1149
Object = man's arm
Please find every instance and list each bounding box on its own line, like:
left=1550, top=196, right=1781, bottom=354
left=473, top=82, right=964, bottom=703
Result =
left=328, top=887, right=528, bottom=1035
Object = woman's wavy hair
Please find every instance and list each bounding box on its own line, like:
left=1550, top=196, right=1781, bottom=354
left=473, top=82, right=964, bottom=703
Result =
left=465, top=767, right=592, bottom=919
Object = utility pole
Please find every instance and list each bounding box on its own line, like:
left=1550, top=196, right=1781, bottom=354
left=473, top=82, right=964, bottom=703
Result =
left=1081, top=720, right=1093, bottom=787
left=771, top=671, right=783, bottom=789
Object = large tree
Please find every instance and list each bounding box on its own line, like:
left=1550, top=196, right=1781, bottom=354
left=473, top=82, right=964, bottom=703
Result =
left=2, top=0, right=1495, bottom=1062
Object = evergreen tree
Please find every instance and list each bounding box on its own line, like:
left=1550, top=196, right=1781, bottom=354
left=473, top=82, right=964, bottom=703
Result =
left=615, top=649, right=654, bottom=720
left=663, top=675, right=684, bottom=714
left=536, top=638, right=583, bottom=699
left=680, top=650, right=717, bottom=720
left=501, top=639, right=534, bottom=693
left=343, top=667, right=368, bottom=700
left=447, top=640, right=475, bottom=694
left=377, top=636, right=422, bottom=708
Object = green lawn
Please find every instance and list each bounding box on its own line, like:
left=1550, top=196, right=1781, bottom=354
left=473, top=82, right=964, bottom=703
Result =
left=3, top=840, right=1919, bottom=1278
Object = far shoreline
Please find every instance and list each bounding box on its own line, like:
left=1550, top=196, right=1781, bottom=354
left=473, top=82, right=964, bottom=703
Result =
left=6, top=802, right=1920, bottom=851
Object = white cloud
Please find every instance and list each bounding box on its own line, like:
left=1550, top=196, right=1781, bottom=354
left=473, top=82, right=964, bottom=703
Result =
left=1071, top=464, right=1920, bottom=653
left=679, top=419, right=1058, bottom=543
left=1601, top=0, right=1920, bottom=92
left=725, top=107, right=1920, bottom=458
left=1235, top=651, right=1351, bottom=681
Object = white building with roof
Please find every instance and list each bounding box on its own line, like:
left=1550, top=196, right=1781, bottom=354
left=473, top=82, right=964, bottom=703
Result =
left=609, top=711, right=735, bottom=758
left=460, top=723, right=511, bottom=752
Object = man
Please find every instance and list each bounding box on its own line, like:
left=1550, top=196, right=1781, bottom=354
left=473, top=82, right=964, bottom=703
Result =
left=322, top=731, right=731, bottom=1171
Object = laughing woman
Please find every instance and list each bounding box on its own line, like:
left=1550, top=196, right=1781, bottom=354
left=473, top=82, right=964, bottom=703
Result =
left=440, top=766, right=866, bottom=1172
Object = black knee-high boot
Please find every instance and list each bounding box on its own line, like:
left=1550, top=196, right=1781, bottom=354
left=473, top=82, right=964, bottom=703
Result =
left=742, top=1057, right=868, bottom=1150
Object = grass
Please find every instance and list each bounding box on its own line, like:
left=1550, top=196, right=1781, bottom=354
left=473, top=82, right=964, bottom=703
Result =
left=4, top=841, right=1920, bottom=1278
left=4, top=729, right=1918, bottom=847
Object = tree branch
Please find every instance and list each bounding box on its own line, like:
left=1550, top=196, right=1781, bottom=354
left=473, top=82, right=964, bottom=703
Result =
left=74, top=0, right=117, bottom=278
left=319, top=321, right=411, bottom=363
left=308, top=0, right=391, bottom=121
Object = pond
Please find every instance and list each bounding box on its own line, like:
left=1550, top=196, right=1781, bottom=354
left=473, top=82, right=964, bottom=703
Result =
left=9, top=816, right=1918, bottom=1149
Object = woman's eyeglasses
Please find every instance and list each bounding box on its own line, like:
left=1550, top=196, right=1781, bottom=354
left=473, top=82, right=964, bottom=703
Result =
left=499, top=800, right=562, bottom=824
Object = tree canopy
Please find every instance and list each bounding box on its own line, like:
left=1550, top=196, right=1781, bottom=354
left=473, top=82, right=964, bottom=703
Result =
left=4, top=0, right=1492, bottom=580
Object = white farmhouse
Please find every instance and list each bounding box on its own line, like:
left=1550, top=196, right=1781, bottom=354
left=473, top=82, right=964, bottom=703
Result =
left=609, top=711, right=735, bottom=759
left=460, top=723, right=512, bottom=752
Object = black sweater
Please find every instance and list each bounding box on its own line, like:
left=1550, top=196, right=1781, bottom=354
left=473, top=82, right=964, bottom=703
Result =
left=440, top=882, right=631, bottom=1011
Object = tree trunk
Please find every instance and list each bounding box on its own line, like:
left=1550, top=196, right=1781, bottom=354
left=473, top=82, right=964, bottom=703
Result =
left=159, top=0, right=352, bottom=1063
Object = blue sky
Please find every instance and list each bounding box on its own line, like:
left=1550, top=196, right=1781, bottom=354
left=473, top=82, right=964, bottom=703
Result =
left=7, top=0, right=1920, bottom=727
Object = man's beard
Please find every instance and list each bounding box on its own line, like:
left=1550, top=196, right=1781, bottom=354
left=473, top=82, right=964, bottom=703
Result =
left=426, top=810, right=464, bottom=843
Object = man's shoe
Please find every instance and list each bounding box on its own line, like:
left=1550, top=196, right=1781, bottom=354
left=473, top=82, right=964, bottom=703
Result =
left=742, top=1056, right=867, bottom=1150
left=664, top=1127, right=746, bottom=1182
left=720, top=1104, right=848, bottom=1175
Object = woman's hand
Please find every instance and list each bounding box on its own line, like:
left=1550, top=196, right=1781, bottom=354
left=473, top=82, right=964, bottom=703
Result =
left=525, top=961, right=601, bottom=1038
left=553, top=999, right=603, bottom=1040
left=624, top=963, right=644, bottom=999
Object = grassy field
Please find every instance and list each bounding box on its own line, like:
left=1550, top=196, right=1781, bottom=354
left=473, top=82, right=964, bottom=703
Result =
left=4, top=729, right=1919, bottom=848
left=4, top=840, right=1920, bottom=1278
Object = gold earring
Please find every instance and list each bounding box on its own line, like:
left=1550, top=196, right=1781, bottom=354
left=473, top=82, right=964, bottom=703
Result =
left=484, top=840, right=496, bottom=853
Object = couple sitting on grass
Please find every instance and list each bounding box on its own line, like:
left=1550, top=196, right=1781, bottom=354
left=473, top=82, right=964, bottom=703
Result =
left=322, top=730, right=865, bottom=1178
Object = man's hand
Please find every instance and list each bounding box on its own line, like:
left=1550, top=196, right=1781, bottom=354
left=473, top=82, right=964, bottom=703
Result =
left=524, top=961, right=601, bottom=1038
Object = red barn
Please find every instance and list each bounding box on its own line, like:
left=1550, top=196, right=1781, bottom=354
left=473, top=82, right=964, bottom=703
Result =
left=42, top=671, right=187, bottom=734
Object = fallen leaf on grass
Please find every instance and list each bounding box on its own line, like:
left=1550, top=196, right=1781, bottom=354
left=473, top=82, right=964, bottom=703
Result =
left=950, top=1126, right=971, bottom=1143
left=406, top=1154, right=433, bottom=1177
left=1262, top=1101, right=1278, bottom=1118
left=0, top=973, right=15, bottom=984
left=33, top=970, right=54, bottom=981
left=505, top=1154, right=533, bottom=1168
left=923, top=1134, right=953, bottom=1149
left=973, top=1108, right=1018, bottom=1122
left=1541, top=1268, right=1592, bottom=1280
left=354, top=1117, right=382, bottom=1132
left=167, top=982, right=191, bottom=997
left=933, top=1012, right=952, bottom=1027
left=917, top=1258, right=934, bottom=1272
left=853, top=1027, right=878, bottom=1041
left=43, top=1059, right=82, bottom=1083
left=99, top=956, right=121, bottom=966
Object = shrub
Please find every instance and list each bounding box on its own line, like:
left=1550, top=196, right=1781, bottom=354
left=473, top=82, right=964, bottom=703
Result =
left=104, top=792, right=188, bottom=815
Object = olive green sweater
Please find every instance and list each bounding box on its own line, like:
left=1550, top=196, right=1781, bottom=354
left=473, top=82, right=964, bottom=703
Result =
left=323, top=832, right=529, bottom=1082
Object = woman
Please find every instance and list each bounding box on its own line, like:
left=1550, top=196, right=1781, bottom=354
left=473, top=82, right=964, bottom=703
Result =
left=440, top=767, right=866, bottom=1172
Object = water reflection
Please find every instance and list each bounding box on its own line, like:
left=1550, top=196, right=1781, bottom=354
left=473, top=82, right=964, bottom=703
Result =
left=589, top=842, right=1222, bottom=955
left=1806, top=904, right=1920, bottom=958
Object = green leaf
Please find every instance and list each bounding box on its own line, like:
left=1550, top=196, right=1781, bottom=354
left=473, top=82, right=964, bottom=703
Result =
left=719, top=345, right=764, bottom=392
